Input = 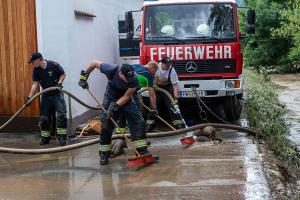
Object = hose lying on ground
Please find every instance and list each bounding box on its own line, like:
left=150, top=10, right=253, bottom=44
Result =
left=0, top=87, right=259, bottom=154
left=0, top=87, right=101, bottom=131
left=0, top=123, right=258, bottom=154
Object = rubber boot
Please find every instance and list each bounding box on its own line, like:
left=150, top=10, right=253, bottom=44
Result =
left=147, top=122, right=157, bottom=132
left=175, top=124, right=185, bottom=130
left=58, top=135, right=67, bottom=146
left=100, top=152, right=110, bottom=165
left=146, top=140, right=151, bottom=146
left=136, top=147, right=149, bottom=156
left=40, top=136, right=50, bottom=145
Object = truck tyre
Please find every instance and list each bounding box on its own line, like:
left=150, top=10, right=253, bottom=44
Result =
left=223, top=94, right=242, bottom=121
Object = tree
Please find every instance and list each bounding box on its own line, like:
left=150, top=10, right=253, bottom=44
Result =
left=272, top=1, right=300, bottom=68
left=240, top=0, right=293, bottom=71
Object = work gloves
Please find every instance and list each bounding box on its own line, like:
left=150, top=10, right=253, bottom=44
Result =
left=57, top=83, right=63, bottom=89
left=149, top=108, right=159, bottom=117
left=172, top=98, right=178, bottom=106
left=104, top=102, right=120, bottom=121
left=25, top=97, right=31, bottom=107
left=78, top=70, right=89, bottom=89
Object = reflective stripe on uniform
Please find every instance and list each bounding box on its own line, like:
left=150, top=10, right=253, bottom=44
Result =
left=115, top=128, right=126, bottom=134
left=146, top=120, right=155, bottom=125
left=132, top=140, right=147, bottom=148
left=57, top=128, right=67, bottom=135
left=173, top=120, right=183, bottom=126
left=99, top=144, right=111, bottom=152
left=41, top=130, right=50, bottom=137
left=80, top=75, right=87, bottom=80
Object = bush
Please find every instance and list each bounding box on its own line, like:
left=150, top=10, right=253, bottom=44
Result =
left=244, top=69, right=300, bottom=167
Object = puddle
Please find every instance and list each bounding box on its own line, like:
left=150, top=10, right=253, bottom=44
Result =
left=0, top=121, right=271, bottom=199
left=242, top=141, right=271, bottom=200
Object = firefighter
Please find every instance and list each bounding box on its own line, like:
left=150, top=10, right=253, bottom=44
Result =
left=78, top=60, right=154, bottom=165
left=108, top=61, right=159, bottom=129
left=109, top=61, right=158, bottom=157
left=131, top=62, right=159, bottom=132
left=110, top=61, right=158, bottom=156
left=154, top=56, right=185, bottom=130
left=26, top=52, right=67, bottom=145
left=132, top=62, right=158, bottom=110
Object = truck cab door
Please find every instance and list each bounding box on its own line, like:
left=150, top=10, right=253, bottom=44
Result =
left=118, top=12, right=141, bottom=60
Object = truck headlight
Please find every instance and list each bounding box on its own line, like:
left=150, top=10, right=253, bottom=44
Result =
left=225, top=80, right=241, bottom=89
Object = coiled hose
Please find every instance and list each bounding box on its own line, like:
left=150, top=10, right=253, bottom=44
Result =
left=0, top=87, right=259, bottom=154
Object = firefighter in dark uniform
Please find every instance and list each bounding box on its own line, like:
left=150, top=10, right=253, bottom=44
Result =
left=26, top=52, right=68, bottom=145
left=110, top=62, right=158, bottom=157
left=154, top=57, right=185, bottom=129
left=114, top=62, right=159, bottom=132
left=78, top=60, right=152, bottom=165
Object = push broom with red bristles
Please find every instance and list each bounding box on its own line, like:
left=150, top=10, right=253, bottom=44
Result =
left=140, top=101, right=195, bottom=145
left=86, top=89, right=155, bottom=167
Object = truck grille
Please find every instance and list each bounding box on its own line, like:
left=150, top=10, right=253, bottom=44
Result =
left=172, top=59, right=236, bottom=74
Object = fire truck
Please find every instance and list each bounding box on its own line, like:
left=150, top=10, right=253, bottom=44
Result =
left=119, top=0, right=255, bottom=121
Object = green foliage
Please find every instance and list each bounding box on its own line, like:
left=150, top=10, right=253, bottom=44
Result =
left=275, top=63, right=300, bottom=73
left=272, top=1, right=300, bottom=65
left=240, top=0, right=291, bottom=68
left=245, top=69, right=300, bottom=167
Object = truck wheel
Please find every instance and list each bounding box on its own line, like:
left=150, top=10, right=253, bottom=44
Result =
left=223, top=94, right=242, bottom=121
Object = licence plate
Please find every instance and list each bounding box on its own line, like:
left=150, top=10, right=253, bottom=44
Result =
left=180, top=91, right=205, bottom=97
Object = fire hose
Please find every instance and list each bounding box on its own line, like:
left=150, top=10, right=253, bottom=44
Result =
left=0, top=87, right=259, bottom=154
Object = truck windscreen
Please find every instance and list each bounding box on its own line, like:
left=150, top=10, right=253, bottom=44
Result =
left=145, top=3, right=236, bottom=44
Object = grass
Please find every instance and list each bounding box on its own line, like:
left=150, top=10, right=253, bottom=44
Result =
left=244, top=68, right=300, bottom=168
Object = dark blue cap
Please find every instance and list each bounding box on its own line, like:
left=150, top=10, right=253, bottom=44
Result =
left=120, top=64, right=135, bottom=84
left=28, top=52, right=43, bottom=64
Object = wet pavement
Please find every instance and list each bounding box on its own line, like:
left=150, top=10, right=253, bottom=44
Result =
left=0, top=126, right=270, bottom=200
left=271, top=74, right=300, bottom=147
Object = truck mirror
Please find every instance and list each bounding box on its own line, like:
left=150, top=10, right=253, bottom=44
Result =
left=125, top=11, right=134, bottom=40
left=247, top=9, right=256, bottom=25
left=246, top=25, right=255, bottom=34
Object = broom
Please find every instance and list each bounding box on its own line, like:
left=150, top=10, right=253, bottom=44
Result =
left=86, top=89, right=155, bottom=167
left=139, top=101, right=195, bottom=145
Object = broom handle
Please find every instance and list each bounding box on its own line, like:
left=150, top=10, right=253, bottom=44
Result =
left=86, top=89, right=141, bottom=156
left=139, top=101, right=187, bottom=137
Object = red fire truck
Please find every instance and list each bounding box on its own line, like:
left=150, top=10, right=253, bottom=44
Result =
left=119, top=0, right=255, bottom=121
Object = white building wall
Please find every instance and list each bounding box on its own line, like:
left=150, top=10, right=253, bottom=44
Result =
left=35, top=0, right=143, bottom=118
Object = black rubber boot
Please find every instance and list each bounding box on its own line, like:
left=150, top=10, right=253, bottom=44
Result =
left=146, top=123, right=155, bottom=132
left=146, top=140, right=151, bottom=146
left=40, top=137, right=50, bottom=145
left=175, top=124, right=185, bottom=130
left=136, top=147, right=149, bottom=156
left=58, top=135, right=67, bottom=146
left=100, top=152, right=110, bottom=165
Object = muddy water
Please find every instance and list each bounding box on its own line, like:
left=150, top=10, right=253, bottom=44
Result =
left=271, top=74, right=300, bottom=147
left=0, top=129, right=270, bottom=200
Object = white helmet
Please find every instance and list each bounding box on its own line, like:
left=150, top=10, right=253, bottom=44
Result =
left=196, top=24, right=210, bottom=35
left=161, top=25, right=175, bottom=36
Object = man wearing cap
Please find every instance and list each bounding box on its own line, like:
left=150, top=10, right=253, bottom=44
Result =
left=108, top=61, right=158, bottom=157
left=78, top=60, right=151, bottom=165
left=26, top=52, right=68, bottom=145
left=154, top=57, right=185, bottom=130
